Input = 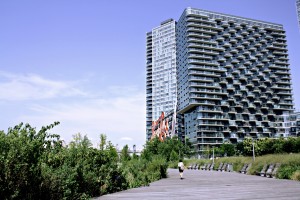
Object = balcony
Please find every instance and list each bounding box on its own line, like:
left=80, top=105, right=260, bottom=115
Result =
left=237, top=128, right=245, bottom=134
left=229, top=120, right=237, bottom=127
left=188, top=59, right=219, bottom=66
left=197, top=133, right=224, bottom=138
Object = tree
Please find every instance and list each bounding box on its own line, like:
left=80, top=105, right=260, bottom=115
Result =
left=220, top=143, right=235, bottom=157
left=169, top=150, right=179, bottom=162
left=120, top=145, right=131, bottom=162
left=100, top=134, right=107, bottom=151
left=0, top=122, right=61, bottom=199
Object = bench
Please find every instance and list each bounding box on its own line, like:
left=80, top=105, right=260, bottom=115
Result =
left=206, top=163, right=212, bottom=170
left=217, top=163, right=223, bottom=171
left=260, top=164, right=268, bottom=177
left=245, top=163, right=252, bottom=174
left=240, top=163, right=248, bottom=174
left=240, top=163, right=251, bottom=174
left=188, top=163, right=196, bottom=170
left=226, top=163, right=233, bottom=172
left=221, top=163, right=227, bottom=172
left=193, top=164, right=199, bottom=170
left=271, top=163, right=281, bottom=178
left=266, top=163, right=275, bottom=178
left=209, top=163, right=214, bottom=171
left=200, top=163, right=207, bottom=170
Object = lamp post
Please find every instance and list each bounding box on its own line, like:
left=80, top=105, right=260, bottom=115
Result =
left=252, top=138, right=255, bottom=162
left=212, top=146, right=215, bottom=164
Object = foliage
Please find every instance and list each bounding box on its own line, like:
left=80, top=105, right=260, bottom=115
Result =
left=291, top=170, right=300, bottom=181
left=120, top=145, right=131, bottom=162
left=0, top=123, right=178, bottom=199
left=0, top=122, right=61, bottom=199
left=214, top=143, right=235, bottom=157
left=141, top=136, right=193, bottom=162
left=213, top=137, right=300, bottom=157
left=184, top=153, right=300, bottom=181
left=169, top=150, right=179, bottom=162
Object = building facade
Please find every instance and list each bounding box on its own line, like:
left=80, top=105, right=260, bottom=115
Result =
left=146, top=19, right=177, bottom=140
left=176, top=8, right=293, bottom=153
left=146, top=31, right=153, bottom=140
left=289, top=112, right=300, bottom=136
left=147, top=8, right=295, bottom=154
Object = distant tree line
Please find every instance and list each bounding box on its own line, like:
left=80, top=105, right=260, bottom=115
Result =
left=211, top=137, right=300, bottom=157
left=0, top=122, right=192, bottom=199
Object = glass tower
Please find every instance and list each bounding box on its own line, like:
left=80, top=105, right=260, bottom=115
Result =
left=146, top=19, right=177, bottom=140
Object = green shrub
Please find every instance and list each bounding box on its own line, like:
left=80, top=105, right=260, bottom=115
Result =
left=277, top=166, right=298, bottom=179
left=0, top=123, right=191, bottom=199
left=291, top=170, right=300, bottom=181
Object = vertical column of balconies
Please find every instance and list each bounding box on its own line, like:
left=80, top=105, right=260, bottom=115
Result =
left=178, top=12, right=227, bottom=153
left=146, top=32, right=153, bottom=140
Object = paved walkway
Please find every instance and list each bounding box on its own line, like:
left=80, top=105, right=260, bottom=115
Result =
left=97, top=169, right=300, bottom=200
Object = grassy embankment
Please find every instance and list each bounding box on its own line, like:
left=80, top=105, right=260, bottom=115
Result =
left=174, top=153, right=300, bottom=181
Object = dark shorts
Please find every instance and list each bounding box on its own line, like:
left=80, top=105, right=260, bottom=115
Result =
left=179, top=167, right=184, bottom=173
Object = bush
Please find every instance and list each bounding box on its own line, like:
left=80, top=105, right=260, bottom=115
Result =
left=291, top=170, right=300, bottom=181
left=0, top=123, right=190, bottom=199
left=277, top=166, right=299, bottom=179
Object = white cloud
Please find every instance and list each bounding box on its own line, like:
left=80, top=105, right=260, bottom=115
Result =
left=0, top=71, right=147, bottom=149
left=0, top=71, right=86, bottom=101
left=15, top=89, right=146, bottom=149
left=120, top=137, right=133, bottom=141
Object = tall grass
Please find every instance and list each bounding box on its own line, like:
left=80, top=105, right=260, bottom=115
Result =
left=183, top=153, right=300, bottom=181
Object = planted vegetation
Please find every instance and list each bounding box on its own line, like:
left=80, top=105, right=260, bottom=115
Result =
left=185, top=137, right=300, bottom=181
left=0, top=123, right=192, bottom=199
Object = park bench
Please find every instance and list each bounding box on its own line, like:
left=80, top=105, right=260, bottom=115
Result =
left=200, top=163, right=207, bottom=170
left=226, top=163, right=233, bottom=172
left=271, top=163, right=281, bottom=178
left=266, top=163, right=275, bottom=178
left=188, top=163, right=194, bottom=170
left=221, top=163, right=227, bottom=172
left=260, top=164, right=268, bottom=177
left=240, top=163, right=251, bottom=174
left=209, top=163, right=214, bottom=171
left=217, top=163, right=223, bottom=171
left=206, top=163, right=211, bottom=170
left=245, top=163, right=252, bottom=174
left=193, top=164, right=199, bottom=170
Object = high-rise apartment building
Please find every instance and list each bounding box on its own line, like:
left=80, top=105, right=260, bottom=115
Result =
left=146, top=19, right=177, bottom=140
left=177, top=8, right=293, bottom=153
left=147, top=8, right=294, bottom=154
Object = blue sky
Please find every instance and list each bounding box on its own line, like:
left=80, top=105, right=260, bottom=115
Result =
left=0, top=0, right=299, bottom=150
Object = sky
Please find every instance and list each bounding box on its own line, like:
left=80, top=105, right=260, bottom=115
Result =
left=0, top=0, right=299, bottom=150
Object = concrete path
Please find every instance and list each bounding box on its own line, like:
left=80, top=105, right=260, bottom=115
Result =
left=97, top=169, right=300, bottom=200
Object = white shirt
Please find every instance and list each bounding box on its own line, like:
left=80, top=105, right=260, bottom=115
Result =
left=178, top=162, right=184, bottom=168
